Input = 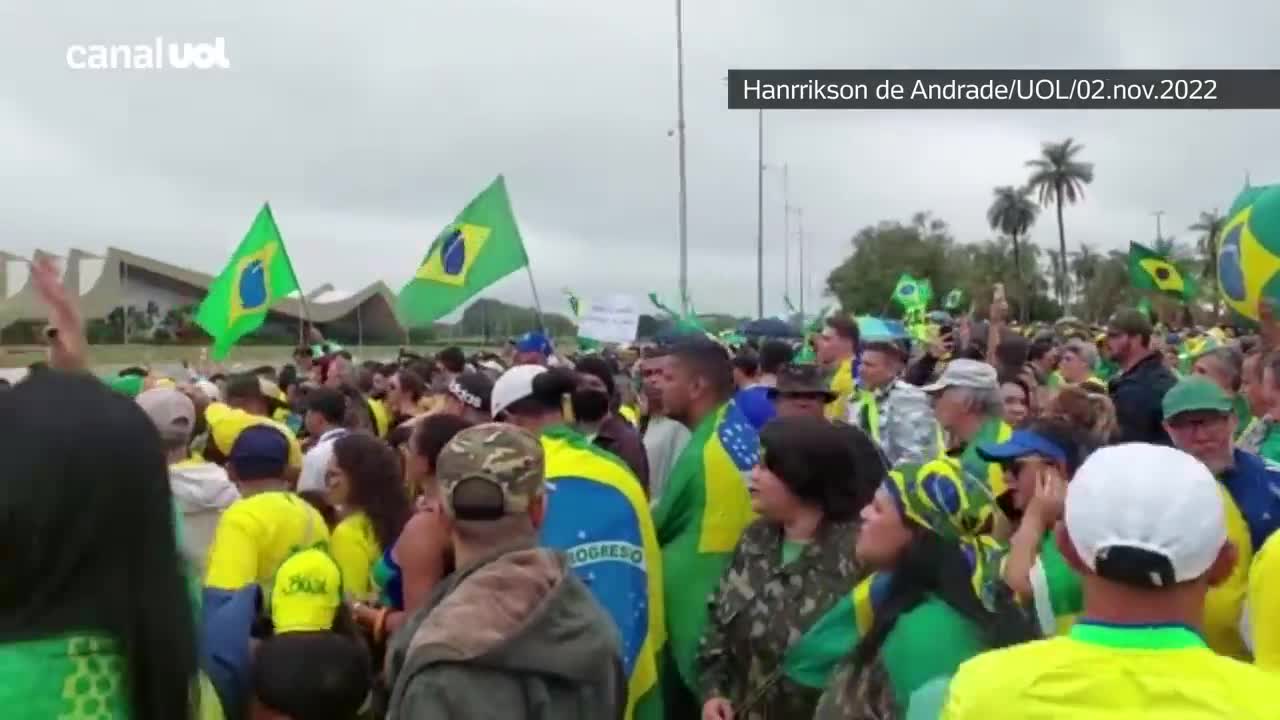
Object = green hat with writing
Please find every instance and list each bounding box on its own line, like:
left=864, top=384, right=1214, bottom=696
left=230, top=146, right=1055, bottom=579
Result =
left=437, top=423, right=545, bottom=521
left=1162, top=376, right=1234, bottom=421
left=271, top=548, right=341, bottom=634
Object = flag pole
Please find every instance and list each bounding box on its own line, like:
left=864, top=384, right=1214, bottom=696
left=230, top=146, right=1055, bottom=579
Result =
left=525, top=265, right=547, bottom=333
left=263, top=203, right=313, bottom=347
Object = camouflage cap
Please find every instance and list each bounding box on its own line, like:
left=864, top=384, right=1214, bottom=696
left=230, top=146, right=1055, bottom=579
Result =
left=436, top=423, right=545, bottom=521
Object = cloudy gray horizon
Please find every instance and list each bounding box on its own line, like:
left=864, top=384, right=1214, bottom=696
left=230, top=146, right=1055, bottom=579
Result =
left=3, top=0, right=1276, bottom=319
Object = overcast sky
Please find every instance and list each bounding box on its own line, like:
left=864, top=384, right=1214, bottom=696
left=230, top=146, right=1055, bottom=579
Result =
left=3, top=1, right=1277, bottom=318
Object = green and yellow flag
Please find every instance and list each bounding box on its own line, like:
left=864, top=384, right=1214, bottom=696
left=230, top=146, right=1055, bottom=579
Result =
left=1128, top=241, right=1196, bottom=300
left=653, top=399, right=758, bottom=694
left=398, top=175, right=529, bottom=327
left=1219, top=183, right=1280, bottom=322
left=892, top=273, right=930, bottom=312
left=195, top=204, right=301, bottom=360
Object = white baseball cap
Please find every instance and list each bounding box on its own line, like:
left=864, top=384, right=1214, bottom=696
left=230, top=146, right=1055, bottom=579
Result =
left=1066, top=443, right=1226, bottom=588
left=490, top=364, right=548, bottom=419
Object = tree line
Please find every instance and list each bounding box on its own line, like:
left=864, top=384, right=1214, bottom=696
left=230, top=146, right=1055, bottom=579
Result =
left=826, top=138, right=1228, bottom=324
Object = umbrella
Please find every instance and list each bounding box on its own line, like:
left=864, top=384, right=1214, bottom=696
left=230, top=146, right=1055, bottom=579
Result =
left=855, top=316, right=909, bottom=341
left=740, top=317, right=802, bottom=338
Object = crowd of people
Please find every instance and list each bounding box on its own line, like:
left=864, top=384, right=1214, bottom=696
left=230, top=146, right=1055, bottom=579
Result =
left=4, top=256, right=1280, bottom=719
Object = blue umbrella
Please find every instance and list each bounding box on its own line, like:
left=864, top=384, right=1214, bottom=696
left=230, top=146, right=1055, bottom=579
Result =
left=855, top=316, right=909, bottom=340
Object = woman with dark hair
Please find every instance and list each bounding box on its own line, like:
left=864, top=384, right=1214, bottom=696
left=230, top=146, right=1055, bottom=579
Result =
left=326, top=433, right=412, bottom=603
left=357, top=414, right=472, bottom=643
left=699, top=416, right=867, bottom=720
left=0, top=371, right=201, bottom=718
left=998, top=375, right=1033, bottom=427
left=978, top=417, right=1095, bottom=637
left=385, top=369, right=427, bottom=427
left=812, top=458, right=1037, bottom=719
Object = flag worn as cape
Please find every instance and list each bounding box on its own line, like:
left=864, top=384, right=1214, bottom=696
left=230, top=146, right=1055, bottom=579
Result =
left=1219, top=182, right=1280, bottom=322
left=785, top=574, right=987, bottom=715
left=539, top=427, right=666, bottom=720
left=1127, top=241, right=1196, bottom=301
left=398, top=175, right=529, bottom=327
left=195, top=204, right=301, bottom=360
left=651, top=401, right=758, bottom=692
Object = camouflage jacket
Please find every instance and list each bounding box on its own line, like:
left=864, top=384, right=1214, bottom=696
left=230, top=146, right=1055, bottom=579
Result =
left=811, top=657, right=897, bottom=720
left=847, top=380, right=941, bottom=468
left=697, top=517, right=864, bottom=720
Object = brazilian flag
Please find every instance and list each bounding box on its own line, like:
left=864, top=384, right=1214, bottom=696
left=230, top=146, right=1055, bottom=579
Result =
left=1219, top=183, right=1280, bottom=322
left=943, top=288, right=964, bottom=311
left=1128, top=242, right=1196, bottom=300
left=195, top=204, right=301, bottom=360
left=891, top=273, right=930, bottom=311
left=398, top=175, right=530, bottom=327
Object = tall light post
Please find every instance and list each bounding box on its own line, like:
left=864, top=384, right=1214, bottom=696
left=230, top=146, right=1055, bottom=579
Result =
left=674, top=0, right=689, bottom=314
left=1152, top=209, right=1165, bottom=244
left=755, top=107, right=764, bottom=319
left=792, top=207, right=806, bottom=319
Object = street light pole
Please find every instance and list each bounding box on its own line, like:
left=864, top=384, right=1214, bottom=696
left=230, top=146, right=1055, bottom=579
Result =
left=795, top=207, right=805, bottom=320
left=1152, top=210, right=1165, bottom=244
left=674, top=0, right=689, bottom=315
left=782, top=164, right=790, bottom=305
left=756, top=108, right=764, bottom=319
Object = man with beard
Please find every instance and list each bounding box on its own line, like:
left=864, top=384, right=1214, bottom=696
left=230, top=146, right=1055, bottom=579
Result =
left=574, top=355, right=649, bottom=492
left=1106, top=309, right=1178, bottom=445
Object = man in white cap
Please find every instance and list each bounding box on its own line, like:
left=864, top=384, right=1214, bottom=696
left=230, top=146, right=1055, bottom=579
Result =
left=940, top=443, right=1277, bottom=719
left=923, top=359, right=1012, bottom=500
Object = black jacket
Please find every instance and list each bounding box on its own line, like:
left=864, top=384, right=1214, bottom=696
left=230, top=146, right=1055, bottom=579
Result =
left=1108, top=352, right=1178, bottom=445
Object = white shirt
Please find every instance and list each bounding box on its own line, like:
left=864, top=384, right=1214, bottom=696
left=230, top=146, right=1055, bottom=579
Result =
left=643, top=416, right=691, bottom=507
left=298, top=427, right=349, bottom=493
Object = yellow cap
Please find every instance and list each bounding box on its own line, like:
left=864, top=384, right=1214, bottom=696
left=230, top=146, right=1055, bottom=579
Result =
left=271, top=548, right=341, bottom=634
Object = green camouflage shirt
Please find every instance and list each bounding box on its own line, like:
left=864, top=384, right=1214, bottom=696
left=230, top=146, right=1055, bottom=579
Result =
left=697, top=517, right=864, bottom=720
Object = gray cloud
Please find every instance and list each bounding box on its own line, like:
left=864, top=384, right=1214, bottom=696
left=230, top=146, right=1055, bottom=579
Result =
left=3, top=0, right=1279, bottom=319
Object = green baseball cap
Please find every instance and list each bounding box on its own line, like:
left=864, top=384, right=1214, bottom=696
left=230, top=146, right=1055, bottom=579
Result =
left=437, top=423, right=545, bottom=521
left=1162, top=376, right=1234, bottom=420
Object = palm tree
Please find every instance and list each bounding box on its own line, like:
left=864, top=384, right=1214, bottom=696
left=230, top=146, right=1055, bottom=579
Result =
left=1190, top=210, right=1225, bottom=319
left=1070, top=243, right=1102, bottom=308
left=986, top=185, right=1039, bottom=322
left=1026, top=138, right=1095, bottom=308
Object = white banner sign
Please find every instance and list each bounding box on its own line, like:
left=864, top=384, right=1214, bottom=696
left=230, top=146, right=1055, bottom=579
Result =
left=576, top=294, right=640, bottom=344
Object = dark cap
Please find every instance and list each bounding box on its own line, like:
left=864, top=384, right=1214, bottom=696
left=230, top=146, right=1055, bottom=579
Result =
left=1108, top=309, right=1153, bottom=338
left=228, top=425, right=291, bottom=479
left=447, top=372, right=494, bottom=414
left=767, top=363, right=836, bottom=401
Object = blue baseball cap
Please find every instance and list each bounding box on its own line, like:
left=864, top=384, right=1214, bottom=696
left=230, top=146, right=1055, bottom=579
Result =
left=228, top=424, right=291, bottom=479
left=514, top=331, right=552, bottom=356
left=976, top=429, right=1068, bottom=464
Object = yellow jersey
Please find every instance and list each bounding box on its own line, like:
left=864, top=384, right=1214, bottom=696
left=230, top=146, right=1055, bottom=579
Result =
left=204, top=491, right=330, bottom=594
left=330, top=512, right=382, bottom=601
left=1247, top=531, right=1280, bottom=672
left=941, top=622, right=1280, bottom=720
left=825, top=356, right=856, bottom=420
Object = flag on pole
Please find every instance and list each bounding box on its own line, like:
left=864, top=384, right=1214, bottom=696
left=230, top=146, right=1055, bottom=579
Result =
left=195, top=204, right=301, bottom=360
left=398, top=175, right=529, bottom=327
left=1128, top=241, right=1196, bottom=300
